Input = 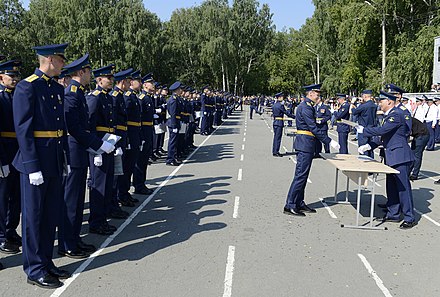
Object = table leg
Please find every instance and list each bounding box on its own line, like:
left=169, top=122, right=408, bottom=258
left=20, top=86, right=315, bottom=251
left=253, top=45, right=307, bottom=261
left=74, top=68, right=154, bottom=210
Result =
left=334, top=168, right=339, bottom=203
left=355, top=174, right=362, bottom=227
left=369, top=173, right=377, bottom=227
left=345, top=175, right=350, bottom=203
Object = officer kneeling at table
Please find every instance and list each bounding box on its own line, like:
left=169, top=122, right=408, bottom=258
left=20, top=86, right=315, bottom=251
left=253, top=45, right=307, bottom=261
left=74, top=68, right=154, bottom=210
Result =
left=357, top=91, right=417, bottom=230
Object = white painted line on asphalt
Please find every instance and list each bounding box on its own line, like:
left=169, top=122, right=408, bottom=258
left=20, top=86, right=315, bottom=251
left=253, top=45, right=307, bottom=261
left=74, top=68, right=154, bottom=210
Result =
left=318, top=198, right=337, bottom=219
left=242, top=144, right=245, bottom=150
left=222, top=246, right=236, bottom=297
left=244, top=132, right=246, bottom=136
left=243, top=137, right=246, bottom=142
left=238, top=168, right=243, bottom=181
left=414, top=208, right=440, bottom=227
left=357, top=254, right=393, bottom=297
left=50, top=119, right=227, bottom=297
left=233, top=196, right=240, bottom=219
left=240, top=154, right=244, bottom=161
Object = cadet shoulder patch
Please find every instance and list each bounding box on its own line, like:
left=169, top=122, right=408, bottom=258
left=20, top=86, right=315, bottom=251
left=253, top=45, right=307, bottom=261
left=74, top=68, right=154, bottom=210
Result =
left=92, top=90, right=101, bottom=96
left=139, top=94, right=145, bottom=99
left=111, top=91, right=119, bottom=97
left=70, top=85, right=78, bottom=93
left=389, top=117, right=395, bottom=122
left=306, top=102, right=311, bottom=107
left=400, top=106, right=407, bottom=110
left=125, top=91, right=132, bottom=96
left=24, top=74, right=39, bottom=83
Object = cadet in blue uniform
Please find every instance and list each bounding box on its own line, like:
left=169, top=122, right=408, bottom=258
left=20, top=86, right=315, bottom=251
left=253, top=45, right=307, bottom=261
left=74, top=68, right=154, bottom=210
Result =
left=133, top=73, right=155, bottom=195
left=110, top=69, right=132, bottom=213
left=87, top=64, right=119, bottom=236
left=59, top=54, right=115, bottom=259
left=271, top=92, right=294, bottom=157
left=357, top=91, right=416, bottom=229
left=249, top=96, right=257, bottom=119
left=200, top=86, right=210, bottom=135
left=13, top=43, right=71, bottom=288
left=118, top=70, right=142, bottom=207
left=351, top=90, right=377, bottom=158
left=284, top=84, right=340, bottom=216
left=166, top=82, right=183, bottom=166
left=314, top=97, right=332, bottom=157
left=333, top=93, right=350, bottom=154
left=0, top=59, right=22, bottom=255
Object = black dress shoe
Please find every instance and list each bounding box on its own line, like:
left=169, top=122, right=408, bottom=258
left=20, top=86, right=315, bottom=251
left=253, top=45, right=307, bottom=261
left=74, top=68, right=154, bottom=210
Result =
left=377, top=203, right=388, bottom=209
left=299, top=204, right=317, bottom=213
left=89, top=225, right=114, bottom=235
left=435, top=179, right=440, bottom=185
left=48, top=267, right=72, bottom=279
left=109, top=209, right=129, bottom=219
left=0, top=240, right=20, bottom=254
left=105, top=223, right=117, bottom=232
left=272, top=153, right=283, bottom=157
left=58, top=249, right=89, bottom=259
left=7, top=233, right=22, bottom=247
left=400, top=221, right=417, bottom=229
left=128, top=195, right=140, bottom=203
left=283, top=207, right=306, bottom=217
left=134, top=187, right=153, bottom=195
left=27, top=274, right=63, bottom=289
left=159, top=149, right=167, bottom=154
left=166, top=161, right=180, bottom=166
left=0, top=262, right=3, bottom=270
left=118, top=198, right=135, bottom=207
left=77, top=240, right=96, bottom=253
left=381, top=216, right=402, bottom=223
left=409, top=175, right=418, bottom=181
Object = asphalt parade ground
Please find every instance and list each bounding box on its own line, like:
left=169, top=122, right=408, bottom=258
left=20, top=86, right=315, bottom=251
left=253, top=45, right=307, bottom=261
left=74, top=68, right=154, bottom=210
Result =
left=1, top=106, right=440, bottom=297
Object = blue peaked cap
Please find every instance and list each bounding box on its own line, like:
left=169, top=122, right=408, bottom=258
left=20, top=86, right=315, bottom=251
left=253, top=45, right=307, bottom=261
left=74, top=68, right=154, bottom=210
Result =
left=0, top=59, right=21, bottom=74
left=63, top=53, right=91, bottom=75
left=114, top=68, right=133, bottom=82
left=379, top=90, right=397, bottom=101
left=142, top=72, right=154, bottom=83
left=362, top=90, right=373, bottom=95
left=303, top=84, right=322, bottom=92
left=92, top=64, right=115, bottom=77
left=386, top=83, right=405, bottom=94
left=32, top=43, right=68, bottom=60
left=169, top=81, right=182, bottom=91
left=275, top=92, right=284, bottom=98
left=131, top=70, right=141, bottom=80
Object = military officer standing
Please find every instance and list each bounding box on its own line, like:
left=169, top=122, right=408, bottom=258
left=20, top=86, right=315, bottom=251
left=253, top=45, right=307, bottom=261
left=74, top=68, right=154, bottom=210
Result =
left=284, top=84, right=340, bottom=216
left=0, top=59, right=22, bottom=255
left=314, top=96, right=332, bottom=157
left=133, top=73, right=155, bottom=195
left=357, top=91, right=416, bottom=229
left=271, top=92, right=294, bottom=157
left=333, top=94, right=350, bottom=154
left=59, top=54, right=115, bottom=259
left=86, top=64, right=119, bottom=236
left=166, top=82, right=183, bottom=166
left=13, top=43, right=71, bottom=288
left=249, top=96, right=257, bottom=119
left=351, top=90, right=377, bottom=158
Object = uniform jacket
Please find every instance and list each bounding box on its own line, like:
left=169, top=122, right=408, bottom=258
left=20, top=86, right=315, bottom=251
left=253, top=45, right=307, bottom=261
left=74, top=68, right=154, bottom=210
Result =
left=110, top=87, right=127, bottom=148
left=123, top=89, right=142, bottom=148
left=315, top=103, right=331, bottom=133
left=351, top=100, right=377, bottom=127
left=166, top=94, right=181, bottom=129
left=138, top=91, right=155, bottom=141
left=272, top=101, right=294, bottom=127
left=0, top=85, right=19, bottom=165
left=334, top=101, right=351, bottom=133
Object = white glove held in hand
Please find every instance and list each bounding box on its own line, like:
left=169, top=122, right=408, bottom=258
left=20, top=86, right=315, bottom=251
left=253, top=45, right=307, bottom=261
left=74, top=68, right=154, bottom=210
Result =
left=100, top=141, right=115, bottom=154
left=94, top=155, right=103, bottom=167
left=155, top=108, right=161, bottom=113
left=0, top=165, right=10, bottom=178
left=358, top=144, right=372, bottom=154
left=356, top=125, right=364, bottom=134
left=330, top=140, right=340, bottom=151
left=29, top=171, right=44, bottom=185
left=114, top=147, right=123, bottom=156
left=172, top=128, right=178, bottom=133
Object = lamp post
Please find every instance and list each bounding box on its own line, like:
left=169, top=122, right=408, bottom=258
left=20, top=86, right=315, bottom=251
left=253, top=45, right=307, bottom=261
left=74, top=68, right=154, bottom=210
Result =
left=365, top=0, right=386, bottom=87
left=306, top=44, right=320, bottom=84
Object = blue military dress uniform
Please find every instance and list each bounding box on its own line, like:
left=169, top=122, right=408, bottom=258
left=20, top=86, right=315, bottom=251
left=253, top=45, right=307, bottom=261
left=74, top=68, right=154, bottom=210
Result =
left=333, top=96, right=350, bottom=154
left=86, top=65, right=116, bottom=232
left=200, top=87, right=209, bottom=135
left=314, top=102, right=332, bottom=156
left=285, top=85, right=332, bottom=212
left=59, top=54, right=104, bottom=254
left=133, top=83, right=155, bottom=193
left=271, top=93, right=294, bottom=156
left=0, top=60, right=21, bottom=247
left=13, top=56, right=69, bottom=279
left=351, top=92, right=377, bottom=158
left=166, top=82, right=182, bottom=165
left=250, top=98, right=257, bottom=119
left=361, top=94, right=415, bottom=224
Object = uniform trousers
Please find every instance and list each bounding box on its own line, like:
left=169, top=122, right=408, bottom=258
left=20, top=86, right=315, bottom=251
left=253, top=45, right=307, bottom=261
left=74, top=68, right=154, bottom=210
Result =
left=166, top=129, right=178, bottom=163
left=20, top=174, right=61, bottom=279
left=285, top=150, right=314, bottom=209
left=272, top=126, right=283, bottom=155
left=338, top=132, right=349, bottom=154
left=134, top=127, right=153, bottom=191
left=386, top=162, right=415, bottom=223
left=426, top=122, right=435, bottom=150
left=118, top=148, right=140, bottom=200
left=0, top=167, right=20, bottom=242
left=59, top=167, right=87, bottom=251
left=410, top=134, right=429, bottom=178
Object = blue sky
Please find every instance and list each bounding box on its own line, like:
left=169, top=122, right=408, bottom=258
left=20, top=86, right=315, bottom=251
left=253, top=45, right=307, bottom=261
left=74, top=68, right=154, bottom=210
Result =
left=21, top=0, right=315, bottom=30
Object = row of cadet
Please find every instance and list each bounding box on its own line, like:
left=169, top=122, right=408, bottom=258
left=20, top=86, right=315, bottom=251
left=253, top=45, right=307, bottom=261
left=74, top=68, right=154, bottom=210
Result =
left=0, top=43, right=242, bottom=289
left=269, top=85, right=440, bottom=184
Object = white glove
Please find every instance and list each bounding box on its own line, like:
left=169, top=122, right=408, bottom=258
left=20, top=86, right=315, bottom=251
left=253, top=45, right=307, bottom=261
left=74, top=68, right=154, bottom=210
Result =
left=162, top=103, right=166, bottom=108
left=29, top=171, right=44, bottom=186
left=94, top=155, right=103, bottom=167
left=100, top=141, right=115, bottom=154
left=153, top=114, right=159, bottom=119
left=172, top=128, right=178, bottom=133
left=330, top=140, right=340, bottom=151
left=203, top=112, right=207, bottom=115
left=64, top=165, right=71, bottom=176
left=139, top=140, right=145, bottom=151
left=114, top=147, right=123, bottom=156
left=358, top=144, right=372, bottom=154
left=316, top=120, right=322, bottom=124
left=0, top=165, right=10, bottom=178
left=356, top=125, right=364, bottom=134
left=155, top=108, right=161, bottom=113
